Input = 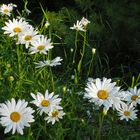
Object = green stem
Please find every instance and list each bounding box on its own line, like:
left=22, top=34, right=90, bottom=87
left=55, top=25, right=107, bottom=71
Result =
left=50, top=67, right=55, bottom=91
left=16, top=44, right=26, bottom=98
left=17, top=45, right=21, bottom=75
left=15, top=133, right=19, bottom=140
left=48, top=27, right=52, bottom=60
left=96, top=113, right=105, bottom=140
left=16, top=44, right=23, bottom=97
left=87, top=53, right=94, bottom=77
left=77, top=31, right=86, bottom=74
left=72, top=31, right=78, bottom=64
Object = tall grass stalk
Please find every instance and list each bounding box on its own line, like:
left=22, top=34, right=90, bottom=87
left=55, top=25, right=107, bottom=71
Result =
left=87, top=48, right=96, bottom=77
left=77, top=31, right=86, bottom=75
left=72, top=31, right=78, bottom=65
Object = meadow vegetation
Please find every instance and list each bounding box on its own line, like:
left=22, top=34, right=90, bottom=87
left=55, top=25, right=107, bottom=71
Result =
left=0, top=0, right=140, bottom=140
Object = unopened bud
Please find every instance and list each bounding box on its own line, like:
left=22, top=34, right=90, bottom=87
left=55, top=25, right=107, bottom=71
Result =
left=62, top=86, right=67, bottom=94
left=70, top=48, right=74, bottom=52
left=71, top=75, right=74, bottom=80
left=6, top=64, right=11, bottom=68
left=103, top=108, right=108, bottom=116
left=92, top=48, right=96, bottom=55
left=45, top=21, right=50, bottom=28
left=8, top=76, right=14, bottom=82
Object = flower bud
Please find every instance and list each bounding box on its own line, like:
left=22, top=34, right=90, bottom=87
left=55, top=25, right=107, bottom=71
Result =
left=6, top=64, right=11, bottom=68
left=8, top=76, right=14, bottom=82
left=45, top=21, right=50, bottom=28
left=92, top=48, right=96, bottom=55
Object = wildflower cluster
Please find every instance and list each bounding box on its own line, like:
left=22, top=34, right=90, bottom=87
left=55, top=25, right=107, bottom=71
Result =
left=31, top=90, right=65, bottom=125
left=0, top=90, right=64, bottom=135
left=0, top=3, right=17, bottom=16
left=0, top=2, right=139, bottom=139
left=84, top=77, right=139, bottom=121
left=70, top=17, right=90, bottom=32
left=1, top=3, right=62, bottom=68
left=0, top=3, right=65, bottom=135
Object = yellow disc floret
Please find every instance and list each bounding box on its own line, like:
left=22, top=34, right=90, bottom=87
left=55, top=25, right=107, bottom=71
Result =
left=124, top=111, right=130, bottom=116
left=131, top=95, right=138, bottom=101
left=13, top=27, right=22, bottom=33
left=41, top=100, right=50, bottom=107
left=37, top=45, right=45, bottom=51
left=97, top=90, right=109, bottom=100
left=10, top=112, right=21, bottom=122
left=51, top=111, right=58, bottom=117
left=24, top=35, right=32, bottom=41
left=3, top=9, right=9, bottom=13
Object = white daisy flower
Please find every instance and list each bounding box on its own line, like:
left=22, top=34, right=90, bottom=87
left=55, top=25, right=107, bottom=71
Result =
left=111, top=90, right=128, bottom=110
left=84, top=77, right=122, bottom=110
left=17, top=26, right=39, bottom=48
left=34, top=57, right=63, bottom=68
left=70, top=20, right=85, bottom=32
left=124, top=87, right=140, bottom=106
left=80, top=17, right=90, bottom=27
left=2, top=18, right=30, bottom=37
left=0, top=3, right=17, bottom=16
left=29, top=35, right=54, bottom=54
left=0, top=98, right=34, bottom=135
left=45, top=109, right=65, bottom=125
left=31, top=90, right=62, bottom=115
left=117, top=102, right=138, bottom=121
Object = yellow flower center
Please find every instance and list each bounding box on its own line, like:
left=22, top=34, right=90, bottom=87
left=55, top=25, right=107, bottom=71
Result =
left=97, top=90, right=109, bottom=100
left=4, top=9, right=9, bottom=13
left=24, top=35, right=32, bottom=41
left=51, top=111, right=58, bottom=118
left=131, top=95, right=138, bottom=101
left=124, top=111, right=130, bottom=116
left=10, top=112, right=21, bottom=122
left=37, top=45, right=45, bottom=51
left=13, top=27, right=22, bottom=33
left=41, top=100, right=50, bottom=107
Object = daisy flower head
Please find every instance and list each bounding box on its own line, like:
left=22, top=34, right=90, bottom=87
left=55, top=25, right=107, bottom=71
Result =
left=80, top=17, right=90, bottom=27
left=0, top=98, right=35, bottom=135
left=111, top=90, right=128, bottom=111
left=84, top=77, right=121, bottom=110
left=2, top=18, right=31, bottom=37
left=17, top=26, right=39, bottom=48
left=117, top=102, right=138, bottom=121
left=29, top=35, right=54, bottom=54
left=31, top=90, right=62, bottom=115
left=34, top=57, right=63, bottom=68
left=70, top=20, right=85, bottom=32
left=0, top=3, right=17, bottom=16
left=45, top=109, right=65, bottom=125
left=124, top=86, right=140, bottom=106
